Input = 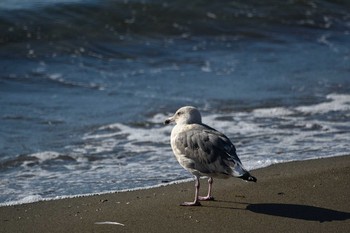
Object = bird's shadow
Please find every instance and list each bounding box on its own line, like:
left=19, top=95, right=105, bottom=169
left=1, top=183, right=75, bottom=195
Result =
left=205, top=201, right=350, bottom=222
left=246, top=203, right=350, bottom=222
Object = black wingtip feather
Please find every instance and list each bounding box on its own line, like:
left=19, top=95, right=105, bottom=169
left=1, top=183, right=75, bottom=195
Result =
left=241, top=172, right=257, bottom=182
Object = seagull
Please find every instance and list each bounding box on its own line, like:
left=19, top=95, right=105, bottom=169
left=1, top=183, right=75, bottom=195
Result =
left=164, top=106, right=256, bottom=206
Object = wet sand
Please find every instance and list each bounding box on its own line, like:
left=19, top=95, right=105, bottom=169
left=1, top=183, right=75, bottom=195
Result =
left=1, top=155, right=349, bottom=233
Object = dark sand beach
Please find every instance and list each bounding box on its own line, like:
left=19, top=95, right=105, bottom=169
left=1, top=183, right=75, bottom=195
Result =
left=1, top=155, right=349, bottom=233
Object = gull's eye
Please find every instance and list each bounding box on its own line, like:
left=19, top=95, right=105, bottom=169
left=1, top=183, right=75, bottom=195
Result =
left=177, top=111, right=182, bottom=116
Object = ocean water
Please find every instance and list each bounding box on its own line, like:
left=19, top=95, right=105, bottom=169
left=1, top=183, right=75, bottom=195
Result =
left=0, top=0, right=349, bottom=206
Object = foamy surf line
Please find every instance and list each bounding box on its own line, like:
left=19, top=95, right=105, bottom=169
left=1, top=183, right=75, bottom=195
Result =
left=0, top=178, right=193, bottom=207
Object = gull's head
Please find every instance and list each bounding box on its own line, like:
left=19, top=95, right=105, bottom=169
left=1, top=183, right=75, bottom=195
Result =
left=164, top=106, right=202, bottom=125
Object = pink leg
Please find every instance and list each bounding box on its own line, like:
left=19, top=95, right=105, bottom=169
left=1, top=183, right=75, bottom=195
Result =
left=198, top=177, right=214, bottom=201
left=180, top=176, right=201, bottom=206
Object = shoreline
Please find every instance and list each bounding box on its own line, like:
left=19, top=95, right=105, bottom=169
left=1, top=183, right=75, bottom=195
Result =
left=1, top=155, right=349, bottom=232
left=1, top=154, right=347, bottom=207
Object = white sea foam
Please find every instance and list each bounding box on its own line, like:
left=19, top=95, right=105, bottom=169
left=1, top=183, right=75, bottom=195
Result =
left=2, top=195, right=44, bottom=206
left=296, top=94, right=350, bottom=114
left=31, top=151, right=60, bottom=162
left=252, top=107, right=295, bottom=117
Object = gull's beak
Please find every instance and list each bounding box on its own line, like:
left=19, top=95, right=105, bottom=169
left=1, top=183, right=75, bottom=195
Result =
left=164, top=116, right=174, bottom=125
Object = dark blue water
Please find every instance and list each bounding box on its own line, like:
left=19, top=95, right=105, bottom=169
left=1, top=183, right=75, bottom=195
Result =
left=0, top=0, right=349, bottom=205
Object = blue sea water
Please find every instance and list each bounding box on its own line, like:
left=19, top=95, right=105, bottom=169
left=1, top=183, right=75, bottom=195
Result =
left=0, top=0, right=349, bottom=205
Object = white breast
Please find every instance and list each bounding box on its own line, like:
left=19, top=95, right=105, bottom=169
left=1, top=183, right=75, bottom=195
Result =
left=170, top=124, right=199, bottom=175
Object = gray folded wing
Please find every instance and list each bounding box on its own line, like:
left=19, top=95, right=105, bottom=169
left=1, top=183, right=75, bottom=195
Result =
left=174, top=124, right=244, bottom=176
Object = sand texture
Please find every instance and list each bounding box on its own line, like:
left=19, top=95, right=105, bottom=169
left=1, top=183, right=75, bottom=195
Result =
left=1, top=155, right=349, bottom=233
